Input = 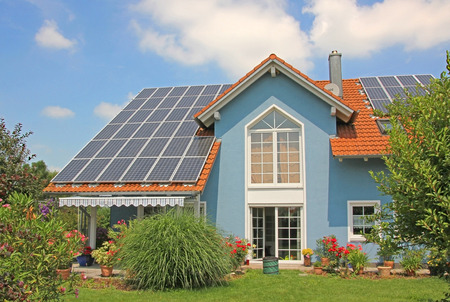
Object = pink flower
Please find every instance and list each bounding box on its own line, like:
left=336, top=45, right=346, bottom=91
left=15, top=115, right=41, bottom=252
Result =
left=2, top=204, right=10, bottom=209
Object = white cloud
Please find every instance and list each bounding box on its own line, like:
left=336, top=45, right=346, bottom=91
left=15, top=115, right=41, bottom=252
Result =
left=35, top=19, right=77, bottom=50
left=41, top=106, right=75, bottom=119
left=129, top=0, right=450, bottom=78
left=94, top=102, right=123, bottom=120
left=129, top=0, right=313, bottom=78
left=303, top=0, right=450, bottom=57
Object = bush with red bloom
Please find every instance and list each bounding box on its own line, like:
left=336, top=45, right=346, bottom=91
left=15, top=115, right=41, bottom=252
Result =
left=224, top=236, right=252, bottom=270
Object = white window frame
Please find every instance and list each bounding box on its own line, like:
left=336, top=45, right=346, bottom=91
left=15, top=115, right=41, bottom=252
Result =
left=247, top=108, right=304, bottom=189
left=347, top=200, right=380, bottom=242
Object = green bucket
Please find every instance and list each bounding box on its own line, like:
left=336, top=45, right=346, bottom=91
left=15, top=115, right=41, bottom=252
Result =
left=263, top=257, right=279, bottom=275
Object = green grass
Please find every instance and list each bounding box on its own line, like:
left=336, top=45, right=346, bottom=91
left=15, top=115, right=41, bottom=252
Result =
left=66, top=270, right=448, bottom=302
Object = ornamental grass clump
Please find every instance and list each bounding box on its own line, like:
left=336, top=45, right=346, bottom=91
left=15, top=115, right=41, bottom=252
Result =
left=118, top=210, right=232, bottom=290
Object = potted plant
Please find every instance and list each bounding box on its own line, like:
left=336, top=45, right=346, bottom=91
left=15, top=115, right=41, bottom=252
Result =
left=302, top=248, right=314, bottom=266
left=400, top=248, right=424, bottom=276
left=76, top=245, right=94, bottom=266
left=91, top=240, right=119, bottom=277
left=313, top=261, right=323, bottom=275
left=315, top=235, right=338, bottom=267
left=55, top=229, right=87, bottom=280
left=346, top=244, right=369, bottom=275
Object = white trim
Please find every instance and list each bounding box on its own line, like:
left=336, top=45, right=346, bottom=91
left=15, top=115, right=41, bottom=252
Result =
left=244, top=105, right=307, bottom=257
left=347, top=200, right=380, bottom=242
left=59, top=196, right=185, bottom=207
left=196, top=60, right=354, bottom=127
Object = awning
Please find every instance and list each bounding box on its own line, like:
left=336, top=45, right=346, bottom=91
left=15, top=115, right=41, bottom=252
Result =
left=59, top=196, right=185, bottom=207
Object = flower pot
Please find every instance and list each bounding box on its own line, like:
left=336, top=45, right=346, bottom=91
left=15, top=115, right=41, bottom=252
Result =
left=321, top=257, right=330, bottom=266
left=56, top=267, right=72, bottom=280
left=314, top=267, right=323, bottom=275
left=383, top=260, right=394, bottom=269
left=304, top=257, right=311, bottom=267
left=77, top=255, right=94, bottom=267
left=378, top=266, right=391, bottom=278
left=100, top=265, right=113, bottom=277
left=355, top=266, right=364, bottom=275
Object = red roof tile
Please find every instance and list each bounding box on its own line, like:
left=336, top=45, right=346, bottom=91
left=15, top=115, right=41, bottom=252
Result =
left=194, top=54, right=353, bottom=119
left=323, top=79, right=390, bottom=157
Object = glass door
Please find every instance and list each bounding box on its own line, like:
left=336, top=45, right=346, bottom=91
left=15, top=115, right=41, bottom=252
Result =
left=251, top=206, right=302, bottom=260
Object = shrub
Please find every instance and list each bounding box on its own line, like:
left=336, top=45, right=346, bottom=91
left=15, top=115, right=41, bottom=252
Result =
left=0, top=192, right=80, bottom=301
left=224, top=236, right=252, bottom=270
left=118, top=210, right=232, bottom=290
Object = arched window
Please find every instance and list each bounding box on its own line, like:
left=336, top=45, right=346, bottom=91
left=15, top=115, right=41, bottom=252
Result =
left=249, top=110, right=301, bottom=185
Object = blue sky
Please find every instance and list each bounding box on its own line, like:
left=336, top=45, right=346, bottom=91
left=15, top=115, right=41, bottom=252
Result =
left=1, top=0, right=449, bottom=171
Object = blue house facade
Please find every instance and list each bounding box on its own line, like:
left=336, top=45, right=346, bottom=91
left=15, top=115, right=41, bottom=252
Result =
left=46, top=52, right=432, bottom=263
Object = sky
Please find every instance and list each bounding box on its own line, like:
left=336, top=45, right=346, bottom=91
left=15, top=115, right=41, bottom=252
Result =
left=1, top=0, right=449, bottom=172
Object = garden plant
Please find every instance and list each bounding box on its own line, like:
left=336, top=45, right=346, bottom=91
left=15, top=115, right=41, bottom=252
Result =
left=117, top=210, right=233, bottom=290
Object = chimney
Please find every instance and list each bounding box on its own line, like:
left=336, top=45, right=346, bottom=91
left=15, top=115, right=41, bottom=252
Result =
left=327, top=50, right=343, bottom=98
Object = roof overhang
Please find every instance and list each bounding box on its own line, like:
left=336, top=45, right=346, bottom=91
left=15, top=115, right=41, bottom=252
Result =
left=195, top=56, right=355, bottom=128
left=59, top=196, right=185, bottom=207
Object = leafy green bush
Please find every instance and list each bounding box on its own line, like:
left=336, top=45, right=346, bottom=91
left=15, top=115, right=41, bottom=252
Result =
left=0, top=192, right=81, bottom=301
left=118, top=210, right=231, bottom=290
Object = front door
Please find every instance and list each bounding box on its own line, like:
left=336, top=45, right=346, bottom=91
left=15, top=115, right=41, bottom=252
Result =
left=251, top=206, right=302, bottom=260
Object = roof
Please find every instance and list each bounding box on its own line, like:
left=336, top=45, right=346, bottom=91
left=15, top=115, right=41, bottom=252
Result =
left=194, top=54, right=355, bottom=127
left=45, top=54, right=403, bottom=195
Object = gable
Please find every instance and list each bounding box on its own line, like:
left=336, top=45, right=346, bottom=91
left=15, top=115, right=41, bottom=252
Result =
left=195, top=54, right=355, bottom=128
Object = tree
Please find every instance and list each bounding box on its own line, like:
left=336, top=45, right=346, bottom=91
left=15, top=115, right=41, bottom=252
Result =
left=371, top=52, right=450, bottom=256
left=0, top=118, right=51, bottom=201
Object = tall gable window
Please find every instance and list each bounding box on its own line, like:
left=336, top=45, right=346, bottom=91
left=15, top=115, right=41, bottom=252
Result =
left=249, top=110, right=301, bottom=185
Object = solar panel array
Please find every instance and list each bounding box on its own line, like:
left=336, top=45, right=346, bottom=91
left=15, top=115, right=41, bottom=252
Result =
left=359, top=75, right=433, bottom=113
left=53, top=84, right=232, bottom=183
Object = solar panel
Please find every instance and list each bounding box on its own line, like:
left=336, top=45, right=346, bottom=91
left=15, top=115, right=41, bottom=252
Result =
left=128, top=110, right=153, bottom=123
left=75, top=159, right=111, bottom=182
left=124, top=98, right=146, bottom=111
left=175, top=121, right=198, bottom=137
left=96, top=139, right=127, bottom=158
left=52, top=84, right=225, bottom=184
left=359, top=74, right=434, bottom=113
left=135, top=88, right=156, bottom=99
left=146, top=157, right=181, bottom=181
left=172, top=157, right=205, bottom=182
left=141, top=98, right=161, bottom=110
left=153, top=122, right=179, bottom=137
left=75, top=140, right=107, bottom=159
left=139, top=138, right=169, bottom=157
left=113, top=124, right=140, bottom=139
left=186, top=137, right=214, bottom=156
left=94, top=124, right=121, bottom=140
left=117, top=139, right=147, bottom=157
left=97, top=158, right=133, bottom=181
left=163, top=137, right=191, bottom=156
left=52, top=159, right=89, bottom=182
left=122, top=158, right=156, bottom=181
left=110, top=111, right=133, bottom=124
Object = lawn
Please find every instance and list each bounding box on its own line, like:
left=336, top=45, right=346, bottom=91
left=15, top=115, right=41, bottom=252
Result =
left=66, top=269, right=448, bottom=302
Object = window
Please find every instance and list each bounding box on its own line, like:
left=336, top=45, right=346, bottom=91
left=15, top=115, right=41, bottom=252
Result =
left=251, top=206, right=302, bottom=260
left=376, top=119, right=392, bottom=135
left=249, top=110, right=301, bottom=185
left=348, top=200, right=380, bottom=241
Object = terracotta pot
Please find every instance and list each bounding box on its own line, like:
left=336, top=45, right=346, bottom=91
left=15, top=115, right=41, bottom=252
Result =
left=304, top=257, right=311, bottom=267
left=321, top=257, right=330, bottom=266
left=384, top=260, right=394, bottom=269
left=378, top=266, right=391, bottom=278
left=314, top=267, right=323, bottom=275
left=56, top=267, right=72, bottom=280
left=100, top=265, right=113, bottom=277
left=355, top=266, right=364, bottom=275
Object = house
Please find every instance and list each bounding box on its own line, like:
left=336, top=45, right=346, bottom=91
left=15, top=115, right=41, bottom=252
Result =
left=44, top=52, right=433, bottom=263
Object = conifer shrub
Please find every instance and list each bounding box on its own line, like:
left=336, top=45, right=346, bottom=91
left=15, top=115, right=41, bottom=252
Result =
left=118, top=210, right=231, bottom=290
